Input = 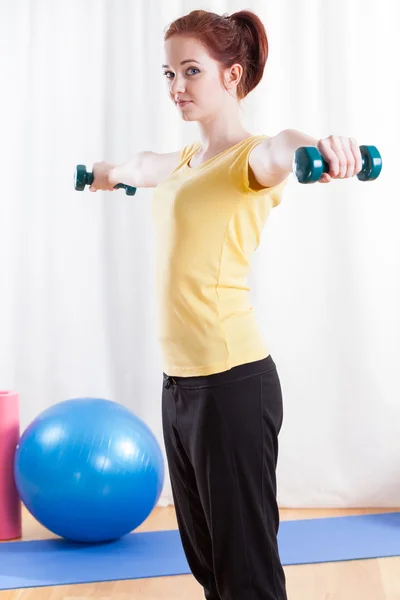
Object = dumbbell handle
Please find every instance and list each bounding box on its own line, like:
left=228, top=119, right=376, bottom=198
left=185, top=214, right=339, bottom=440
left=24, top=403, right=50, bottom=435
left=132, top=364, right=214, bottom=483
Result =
left=74, top=165, right=137, bottom=196
left=293, top=145, right=382, bottom=184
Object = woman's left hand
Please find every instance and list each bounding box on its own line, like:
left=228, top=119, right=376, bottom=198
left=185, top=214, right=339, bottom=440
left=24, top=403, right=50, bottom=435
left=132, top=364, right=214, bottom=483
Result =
left=317, top=135, right=363, bottom=183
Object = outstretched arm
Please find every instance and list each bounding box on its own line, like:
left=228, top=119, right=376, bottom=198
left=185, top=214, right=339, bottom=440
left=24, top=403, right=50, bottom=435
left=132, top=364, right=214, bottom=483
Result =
left=249, top=129, right=363, bottom=187
left=86, top=150, right=182, bottom=193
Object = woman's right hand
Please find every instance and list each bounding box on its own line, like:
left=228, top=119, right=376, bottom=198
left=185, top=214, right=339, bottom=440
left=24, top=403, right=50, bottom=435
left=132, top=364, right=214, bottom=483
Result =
left=89, top=161, right=116, bottom=192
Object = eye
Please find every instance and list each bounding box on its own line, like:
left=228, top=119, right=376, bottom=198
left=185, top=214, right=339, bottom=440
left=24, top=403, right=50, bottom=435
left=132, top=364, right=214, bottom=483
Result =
left=162, top=67, right=200, bottom=79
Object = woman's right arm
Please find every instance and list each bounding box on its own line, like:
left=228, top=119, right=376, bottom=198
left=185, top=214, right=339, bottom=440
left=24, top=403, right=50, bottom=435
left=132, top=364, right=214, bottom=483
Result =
left=91, top=150, right=181, bottom=192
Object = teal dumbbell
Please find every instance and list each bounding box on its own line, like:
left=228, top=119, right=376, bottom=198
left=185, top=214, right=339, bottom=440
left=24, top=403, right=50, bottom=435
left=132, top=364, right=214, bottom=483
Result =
left=74, top=165, right=137, bottom=196
left=293, top=145, right=382, bottom=184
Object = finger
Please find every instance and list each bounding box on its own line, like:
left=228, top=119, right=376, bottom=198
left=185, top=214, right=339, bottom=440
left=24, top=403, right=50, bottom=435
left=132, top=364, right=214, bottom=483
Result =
left=349, top=137, right=362, bottom=175
left=319, top=173, right=332, bottom=183
left=318, top=137, right=342, bottom=178
left=330, top=136, right=349, bottom=178
left=339, top=136, right=356, bottom=178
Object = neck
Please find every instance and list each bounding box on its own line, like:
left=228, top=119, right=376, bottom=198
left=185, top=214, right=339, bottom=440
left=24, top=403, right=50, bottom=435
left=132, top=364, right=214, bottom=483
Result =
left=197, top=102, right=251, bottom=151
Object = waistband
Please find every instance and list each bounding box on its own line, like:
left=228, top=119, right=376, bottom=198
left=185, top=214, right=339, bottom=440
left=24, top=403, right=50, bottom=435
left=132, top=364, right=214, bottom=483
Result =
left=163, top=355, right=276, bottom=389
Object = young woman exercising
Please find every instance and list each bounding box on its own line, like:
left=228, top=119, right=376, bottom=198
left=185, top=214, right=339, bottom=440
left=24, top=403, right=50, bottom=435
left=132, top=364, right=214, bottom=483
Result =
left=90, top=10, right=362, bottom=599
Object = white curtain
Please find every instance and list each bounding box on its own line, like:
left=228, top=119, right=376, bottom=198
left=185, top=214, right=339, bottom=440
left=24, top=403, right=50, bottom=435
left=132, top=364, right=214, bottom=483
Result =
left=1, top=0, right=398, bottom=508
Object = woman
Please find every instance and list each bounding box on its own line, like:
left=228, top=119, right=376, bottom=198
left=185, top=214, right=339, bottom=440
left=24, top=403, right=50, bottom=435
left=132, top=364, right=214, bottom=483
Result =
left=91, top=9, right=362, bottom=599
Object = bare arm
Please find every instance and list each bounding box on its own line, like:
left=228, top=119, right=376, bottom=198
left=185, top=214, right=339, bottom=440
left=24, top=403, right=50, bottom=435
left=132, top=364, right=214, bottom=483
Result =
left=109, top=150, right=181, bottom=189
left=249, top=129, right=319, bottom=187
left=250, top=129, right=365, bottom=186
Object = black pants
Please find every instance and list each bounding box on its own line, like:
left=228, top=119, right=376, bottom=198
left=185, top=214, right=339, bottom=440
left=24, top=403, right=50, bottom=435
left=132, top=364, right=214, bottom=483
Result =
left=162, top=355, right=288, bottom=600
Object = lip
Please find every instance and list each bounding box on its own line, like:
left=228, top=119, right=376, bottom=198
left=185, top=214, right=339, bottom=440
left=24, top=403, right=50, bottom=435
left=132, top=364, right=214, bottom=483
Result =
left=176, top=101, right=192, bottom=108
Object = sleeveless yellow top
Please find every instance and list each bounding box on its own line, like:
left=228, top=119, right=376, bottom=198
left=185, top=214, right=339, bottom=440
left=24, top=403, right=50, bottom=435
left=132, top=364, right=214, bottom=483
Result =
left=151, top=135, right=288, bottom=377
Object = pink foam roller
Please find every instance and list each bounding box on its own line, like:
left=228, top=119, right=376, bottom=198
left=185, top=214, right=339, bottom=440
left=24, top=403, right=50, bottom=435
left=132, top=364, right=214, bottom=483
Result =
left=0, top=390, right=22, bottom=540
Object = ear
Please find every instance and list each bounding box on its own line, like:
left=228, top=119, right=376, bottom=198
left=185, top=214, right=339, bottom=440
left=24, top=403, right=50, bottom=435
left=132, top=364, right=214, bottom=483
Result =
left=224, top=63, right=243, bottom=90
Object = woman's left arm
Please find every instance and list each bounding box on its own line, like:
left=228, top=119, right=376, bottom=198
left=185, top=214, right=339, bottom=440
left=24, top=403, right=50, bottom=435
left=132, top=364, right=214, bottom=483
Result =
left=249, top=129, right=363, bottom=187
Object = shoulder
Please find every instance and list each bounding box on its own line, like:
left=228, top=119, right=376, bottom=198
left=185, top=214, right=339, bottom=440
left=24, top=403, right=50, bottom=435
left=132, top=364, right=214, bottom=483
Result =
left=248, top=134, right=289, bottom=188
left=181, top=141, right=201, bottom=162
left=228, top=134, right=289, bottom=199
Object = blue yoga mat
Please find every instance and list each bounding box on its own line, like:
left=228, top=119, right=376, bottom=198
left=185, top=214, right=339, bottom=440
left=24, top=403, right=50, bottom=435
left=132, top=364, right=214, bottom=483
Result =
left=1, top=512, right=400, bottom=590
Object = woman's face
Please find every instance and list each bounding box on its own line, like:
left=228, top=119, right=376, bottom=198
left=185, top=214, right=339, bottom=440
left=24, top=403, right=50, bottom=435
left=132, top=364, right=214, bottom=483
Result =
left=163, top=35, right=237, bottom=122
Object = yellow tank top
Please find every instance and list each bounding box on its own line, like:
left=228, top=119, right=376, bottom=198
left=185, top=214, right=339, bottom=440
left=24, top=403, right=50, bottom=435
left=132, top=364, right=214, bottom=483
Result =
left=151, top=134, right=288, bottom=377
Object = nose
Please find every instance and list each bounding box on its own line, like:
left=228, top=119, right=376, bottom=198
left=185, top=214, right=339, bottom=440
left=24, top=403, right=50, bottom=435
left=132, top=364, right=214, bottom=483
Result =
left=170, top=74, right=186, bottom=95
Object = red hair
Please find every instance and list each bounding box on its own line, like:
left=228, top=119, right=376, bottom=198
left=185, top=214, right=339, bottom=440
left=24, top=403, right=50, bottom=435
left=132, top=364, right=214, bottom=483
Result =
left=164, top=10, right=269, bottom=100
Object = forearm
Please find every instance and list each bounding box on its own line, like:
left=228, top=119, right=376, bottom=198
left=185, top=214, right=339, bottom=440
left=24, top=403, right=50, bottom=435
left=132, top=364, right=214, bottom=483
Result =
left=270, top=129, right=319, bottom=176
left=108, top=153, right=144, bottom=187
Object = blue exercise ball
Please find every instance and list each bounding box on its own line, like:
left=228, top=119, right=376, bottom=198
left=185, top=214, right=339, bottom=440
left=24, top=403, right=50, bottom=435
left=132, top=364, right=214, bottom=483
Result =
left=14, top=398, right=164, bottom=543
